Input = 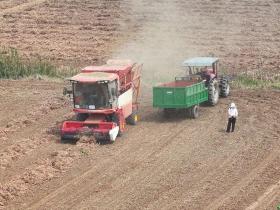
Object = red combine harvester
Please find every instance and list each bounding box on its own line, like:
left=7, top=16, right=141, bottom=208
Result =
left=61, top=60, right=142, bottom=142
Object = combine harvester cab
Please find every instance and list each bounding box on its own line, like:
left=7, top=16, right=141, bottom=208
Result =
left=61, top=59, right=142, bottom=142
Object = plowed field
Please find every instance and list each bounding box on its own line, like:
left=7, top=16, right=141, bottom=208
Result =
left=0, top=0, right=280, bottom=209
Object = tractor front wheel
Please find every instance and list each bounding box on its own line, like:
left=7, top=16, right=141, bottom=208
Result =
left=208, top=79, right=219, bottom=106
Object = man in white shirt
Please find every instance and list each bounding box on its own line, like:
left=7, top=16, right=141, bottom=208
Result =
left=226, top=102, right=238, bottom=132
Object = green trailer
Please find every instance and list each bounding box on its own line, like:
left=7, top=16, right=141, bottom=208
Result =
left=153, top=77, right=208, bottom=118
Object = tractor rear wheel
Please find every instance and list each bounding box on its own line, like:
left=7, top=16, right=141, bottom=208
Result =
left=126, top=111, right=138, bottom=125
left=208, top=79, right=219, bottom=106
left=220, top=77, right=230, bottom=97
left=189, top=105, right=199, bottom=119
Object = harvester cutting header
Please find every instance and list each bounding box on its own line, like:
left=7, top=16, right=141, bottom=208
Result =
left=62, top=59, right=142, bottom=142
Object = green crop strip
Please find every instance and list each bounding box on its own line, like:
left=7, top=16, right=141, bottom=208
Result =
left=233, top=75, right=280, bottom=90
left=0, top=48, right=75, bottom=79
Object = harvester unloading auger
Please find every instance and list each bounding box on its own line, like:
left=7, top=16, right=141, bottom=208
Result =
left=62, top=59, right=142, bottom=142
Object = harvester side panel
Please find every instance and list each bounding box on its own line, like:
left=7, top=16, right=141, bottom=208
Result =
left=131, top=63, right=142, bottom=109
left=118, top=88, right=133, bottom=118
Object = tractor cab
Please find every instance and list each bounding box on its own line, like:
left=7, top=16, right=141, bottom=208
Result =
left=69, top=72, right=119, bottom=111
left=182, top=57, right=219, bottom=84
left=182, top=57, right=230, bottom=105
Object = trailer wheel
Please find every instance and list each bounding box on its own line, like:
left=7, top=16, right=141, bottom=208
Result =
left=190, top=105, right=199, bottom=119
left=183, top=108, right=191, bottom=118
left=208, top=79, right=219, bottom=106
left=220, top=77, right=230, bottom=97
left=126, top=111, right=138, bottom=125
left=163, top=108, right=174, bottom=118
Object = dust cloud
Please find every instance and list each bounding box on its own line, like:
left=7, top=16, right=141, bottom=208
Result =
left=111, top=0, right=200, bottom=85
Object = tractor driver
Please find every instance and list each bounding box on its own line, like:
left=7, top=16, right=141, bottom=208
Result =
left=194, top=66, right=207, bottom=80
left=198, top=66, right=212, bottom=82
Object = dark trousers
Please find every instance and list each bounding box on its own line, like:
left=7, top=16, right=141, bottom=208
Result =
left=226, top=117, right=236, bottom=132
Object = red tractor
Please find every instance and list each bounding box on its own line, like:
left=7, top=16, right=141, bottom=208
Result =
left=182, top=57, right=230, bottom=105
left=62, top=60, right=142, bottom=142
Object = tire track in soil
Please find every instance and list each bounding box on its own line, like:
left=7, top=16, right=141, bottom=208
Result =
left=246, top=180, right=280, bottom=210
left=219, top=155, right=280, bottom=210
left=142, top=92, right=280, bottom=210
left=65, top=125, right=201, bottom=209
left=0, top=105, right=76, bottom=206
left=208, top=150, right=280, bottom=210
left=55, top=92, right=275, bottom=210
left=0, top=81, right=78, bottom=207
left=0, top=107, right=69, bottom=181
left=0, top=95, right=69, bottom=150
left=26, top=114, right=191, bottom=209
left=3, top=90, right=280, bottom=210
left=22, top=91, right=263, bottom=209
left=128, top=92, right=279, bottom=210
left=93, top=126, right=225, bottom=209
left=0, top=147, right=79, bottom=208
left=21, top=101, right=199, bottom=208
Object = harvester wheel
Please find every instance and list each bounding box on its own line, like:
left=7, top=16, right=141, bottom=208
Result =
left=208, top=79, right=219, bottom=106
left=60, top=135, right=66, bottom=143
left=220, top=76, right=230, bottom=97
left=112, top=114, right=123, bottom=137
left=126, top=111, right=138, bottom=125
left=60, top=134, right=77, bottom=143
left=190, top=105, right=199, bottom=119
left=117, top=129, right=123, bottom=137
left=76, top=113, right=88, bottom=121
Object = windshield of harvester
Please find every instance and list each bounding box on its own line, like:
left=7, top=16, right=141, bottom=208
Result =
left=73, top=82, right=111, bottom=110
